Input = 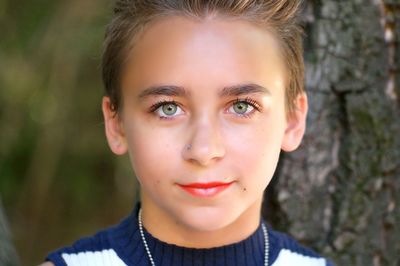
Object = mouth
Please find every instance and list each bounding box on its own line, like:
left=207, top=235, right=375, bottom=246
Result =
left=177, top=181, right=235, bottom=198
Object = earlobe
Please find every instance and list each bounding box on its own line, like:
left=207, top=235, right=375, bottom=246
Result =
left=281, top=93, right=308, bottom=152
left=102, top=96, right=128, bottom=155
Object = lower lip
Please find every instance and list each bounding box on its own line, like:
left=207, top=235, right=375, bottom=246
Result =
left=178, top=182, right=234, bottom=198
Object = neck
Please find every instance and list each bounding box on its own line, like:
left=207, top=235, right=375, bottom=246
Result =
left=140, top=196, right=263, bottom=248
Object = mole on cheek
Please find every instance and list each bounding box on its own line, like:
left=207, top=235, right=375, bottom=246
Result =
left=243, top=187, right=247, bottom=192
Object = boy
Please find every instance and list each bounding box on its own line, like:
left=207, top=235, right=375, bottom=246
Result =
left=42, top=0, right=334, bottom=265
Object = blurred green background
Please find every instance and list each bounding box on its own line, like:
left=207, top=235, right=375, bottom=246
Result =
left=0, top=0, right=138, bottom=264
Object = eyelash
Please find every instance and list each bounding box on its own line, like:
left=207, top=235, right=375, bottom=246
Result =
left=149, top=100, right=179, bottom=115
left=149, top=97, right=262, bottom=120
left=232, top=97, right=262, bottom=118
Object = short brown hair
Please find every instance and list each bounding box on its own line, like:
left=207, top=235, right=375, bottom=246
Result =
left=102, top=0, right=305, bottom=117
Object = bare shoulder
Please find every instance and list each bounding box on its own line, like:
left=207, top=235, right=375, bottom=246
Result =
left=38, top=262, right=55, bottom=266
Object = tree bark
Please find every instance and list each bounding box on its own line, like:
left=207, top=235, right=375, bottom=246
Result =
left=264, top=1, right=400, bottom=265
left=0, top=199, right=19, bottom=266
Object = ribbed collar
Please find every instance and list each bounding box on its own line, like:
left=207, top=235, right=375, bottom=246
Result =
left=109, top=203, right=268, bottom=266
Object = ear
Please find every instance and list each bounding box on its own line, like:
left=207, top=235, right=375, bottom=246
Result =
left=281, top=93, right=308, bottom=152
left=102, top=96, right=128, bottom=155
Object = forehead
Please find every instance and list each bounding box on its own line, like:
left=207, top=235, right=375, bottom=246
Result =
left=121, top=15, right=286, bottom=96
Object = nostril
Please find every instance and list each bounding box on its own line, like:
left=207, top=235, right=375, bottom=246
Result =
left=182, top=123, right=226, bottom=166
left=182, top=144, right=225, bottom=167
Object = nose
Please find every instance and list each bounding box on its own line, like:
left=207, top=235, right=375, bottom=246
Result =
left=182, top=116, right=226, bottom=167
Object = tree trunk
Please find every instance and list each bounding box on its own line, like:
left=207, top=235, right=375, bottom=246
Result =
left=263, top=1, right=400, bottom=265
left=0, top=199, right=19, bottom=266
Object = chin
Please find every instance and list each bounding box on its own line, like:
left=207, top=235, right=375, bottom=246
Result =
left=177, top=205, right=241, bottom=232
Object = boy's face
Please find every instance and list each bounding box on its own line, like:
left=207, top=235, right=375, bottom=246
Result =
left=103, top=16, right=307, bottom=232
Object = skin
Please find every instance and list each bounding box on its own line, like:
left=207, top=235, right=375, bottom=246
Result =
left=40, top=15, right=307, bottom=264
left=104, top=15, right=307, bottom=248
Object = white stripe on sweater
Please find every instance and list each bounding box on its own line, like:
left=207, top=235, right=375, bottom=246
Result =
left=271, top=249, right=326, bottom=266
left=62, top=249, right=127, bottom=266
left=61, top=247, right=326, bottom=266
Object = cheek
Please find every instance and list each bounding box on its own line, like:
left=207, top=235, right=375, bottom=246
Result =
left=124, top=121, right=179, bottom=185
left=240, top=135, right=281, bottom=183
left=228, top=117, right=285, bottom=189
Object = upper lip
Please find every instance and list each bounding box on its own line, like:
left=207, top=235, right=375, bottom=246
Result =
left=178, top=181, right=234, bottom=189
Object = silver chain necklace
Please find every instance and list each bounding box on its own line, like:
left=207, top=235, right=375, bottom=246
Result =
left=138, top=208, right=269, bottom=266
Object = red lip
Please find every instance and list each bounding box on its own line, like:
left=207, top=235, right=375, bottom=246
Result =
left=181, top=182, right=232, bottom=189
left=178, top=181, right=234, bottom=197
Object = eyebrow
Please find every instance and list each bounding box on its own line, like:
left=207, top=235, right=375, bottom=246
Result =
left=138, top=83, right=270, bottom=99
left=219, top=84, right=271, bottom=97
left=138, top=85, right=189, bottom=99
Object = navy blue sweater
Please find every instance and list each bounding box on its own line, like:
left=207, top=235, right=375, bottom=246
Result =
left=46, top=204, right=334, bottom=266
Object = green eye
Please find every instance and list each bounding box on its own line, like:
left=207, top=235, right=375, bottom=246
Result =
left=162, top=103, right=177, bottom=116
left=233, top=102, right=249, bottom=114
